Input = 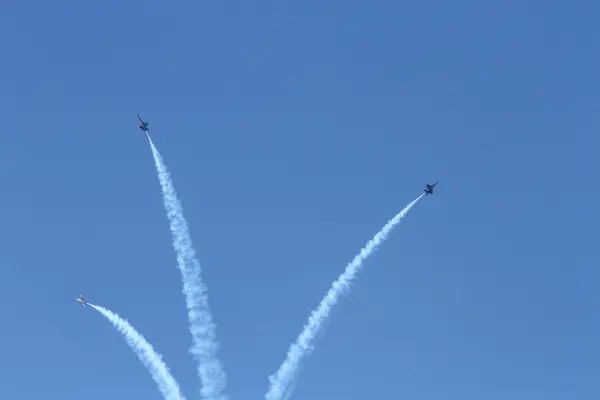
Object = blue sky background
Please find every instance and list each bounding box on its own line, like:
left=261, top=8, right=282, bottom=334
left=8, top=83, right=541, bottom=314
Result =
left=1, top=0, right=598, bottom=399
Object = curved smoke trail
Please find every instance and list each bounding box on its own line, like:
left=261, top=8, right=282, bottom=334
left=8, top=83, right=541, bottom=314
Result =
left=89, top=304, right=186, bottom=400
left=265, top=194, right=424, bottom=400
left=146, top=134, right=227, bottom=400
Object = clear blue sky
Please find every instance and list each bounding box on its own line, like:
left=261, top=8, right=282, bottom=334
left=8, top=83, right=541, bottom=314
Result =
left=1, top=1, right=598, bottom=399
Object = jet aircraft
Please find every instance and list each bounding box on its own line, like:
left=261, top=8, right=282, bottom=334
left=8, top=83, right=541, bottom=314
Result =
left=137, top=114, right=149, bottom=132
left=424, top=181, right=439, bottom=195
left=76, top=295, right=87, bottom=307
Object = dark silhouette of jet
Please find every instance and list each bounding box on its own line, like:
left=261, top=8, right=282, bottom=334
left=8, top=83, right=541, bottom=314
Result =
left=424, top=181, right=439, bottom=195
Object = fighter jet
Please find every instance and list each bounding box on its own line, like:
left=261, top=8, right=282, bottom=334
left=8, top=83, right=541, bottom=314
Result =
left=137, top=114, right=149, bottom=132
left=424, top=181, right=439, bottom=195
left=76, top=295, right=87, bottom=307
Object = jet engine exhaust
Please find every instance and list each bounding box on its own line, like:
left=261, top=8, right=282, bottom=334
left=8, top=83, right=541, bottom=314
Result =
left=265, top=194, right=424, bottom=400
left=146, top=133, right=227, bottom=400
left=89, top=303, right=186, bottom=400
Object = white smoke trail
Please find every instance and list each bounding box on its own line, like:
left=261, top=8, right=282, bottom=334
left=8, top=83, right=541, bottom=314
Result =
left=146, top=134, right=227, bottom=400
left=89, top=303, right=186, bottom=400
left=265, top=194, right=424, bottom=400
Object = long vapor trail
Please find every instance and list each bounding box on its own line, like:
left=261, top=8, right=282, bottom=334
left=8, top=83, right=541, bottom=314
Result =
left=265, top=194, right=424, bottom=400
left=146, top=133, right=227, bottom=400
left=89, top=303, right=186, bottom=400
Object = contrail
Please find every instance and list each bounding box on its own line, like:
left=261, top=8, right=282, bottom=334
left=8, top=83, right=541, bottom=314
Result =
left=89, top=303, right=186, bottom=400
left=265, top=194, right=424, bottom=400
left=146, top=133, right=227, bottom=400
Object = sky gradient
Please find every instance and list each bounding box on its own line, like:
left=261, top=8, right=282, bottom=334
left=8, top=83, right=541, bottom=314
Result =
left=1, top=1, right=598, bottom=399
